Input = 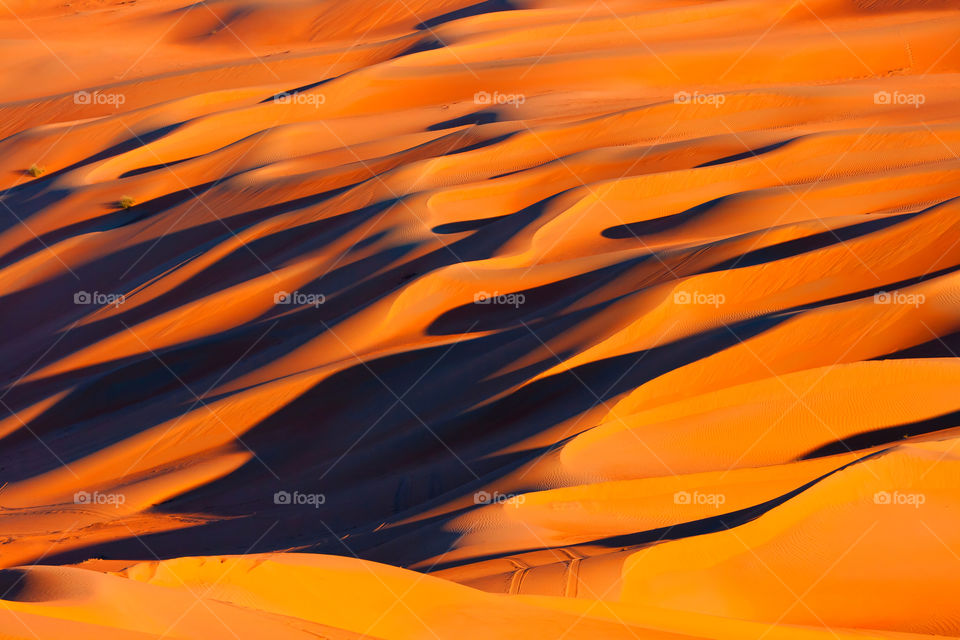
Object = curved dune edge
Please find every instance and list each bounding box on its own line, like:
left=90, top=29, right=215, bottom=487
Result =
left=2, top=0, right=960, bottom=637
left=0, top=552, right=948, bottom=640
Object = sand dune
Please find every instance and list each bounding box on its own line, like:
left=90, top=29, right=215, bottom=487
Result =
left=1, top=0, right=959, bottom=637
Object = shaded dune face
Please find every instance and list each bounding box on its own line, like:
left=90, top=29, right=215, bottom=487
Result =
left=1, top=0, right=960, bottom=637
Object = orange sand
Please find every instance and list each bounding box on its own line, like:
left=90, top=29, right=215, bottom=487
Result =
left=1, top=0, right=959, bottom=637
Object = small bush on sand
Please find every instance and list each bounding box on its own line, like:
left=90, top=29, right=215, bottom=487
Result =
left=118, top=196, right=136, bottom=209
left=27, top=164, right=45, bottom=178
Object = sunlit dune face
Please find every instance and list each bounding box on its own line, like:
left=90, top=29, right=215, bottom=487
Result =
left=0, top=0, right=959, bottom=637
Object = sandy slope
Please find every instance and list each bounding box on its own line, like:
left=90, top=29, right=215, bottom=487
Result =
left=1, top=0, right=959, bottom=637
